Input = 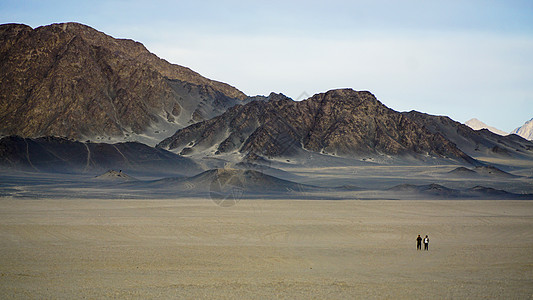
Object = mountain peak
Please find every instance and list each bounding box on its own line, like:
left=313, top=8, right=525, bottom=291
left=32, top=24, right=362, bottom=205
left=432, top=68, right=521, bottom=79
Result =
left=309, top=88, right=377, bottom=103
left=465, top=118, right=507, bottom=136
left=0, top=22, right=247, bottom=143
left=158, top=88, right=476, bottom=164
left=512, top=118, right=533, bottom=140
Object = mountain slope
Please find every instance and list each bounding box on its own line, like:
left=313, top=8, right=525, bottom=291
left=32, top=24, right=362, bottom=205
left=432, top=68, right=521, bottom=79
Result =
left=145, top=168, right=312, bottom=193
left=403, top=111, right=533, bottom=160
left=158, top=89, right=477, bottom=165
left=465, top=118, right=508, bottom=136
left=512, top=118, right=533, bottom=140
left=0, top=135, right=202, bottom=175
left=0, top=22, right=247, bottom=144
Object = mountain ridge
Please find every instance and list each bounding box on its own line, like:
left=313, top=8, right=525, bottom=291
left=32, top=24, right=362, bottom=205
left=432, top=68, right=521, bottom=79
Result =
left=0, top=22, right=247, bottom=144
left=2, top=22, right=532, bottom=172
left=465, top=118, right=508, bottom=136
left=402, top=111, right=533, bottom=161
left=158, top=89, right=479, bottom=165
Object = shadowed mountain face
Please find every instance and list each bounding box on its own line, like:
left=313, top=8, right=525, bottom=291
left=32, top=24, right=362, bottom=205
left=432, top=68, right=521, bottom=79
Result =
left=0, top=22, right=246, bottom=142
left=158, top=89, right=477, bottom=164
left=0, top=136, right=201, bottom=175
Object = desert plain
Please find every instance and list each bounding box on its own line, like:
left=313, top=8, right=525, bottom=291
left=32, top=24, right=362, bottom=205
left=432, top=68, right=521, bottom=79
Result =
left=1, top=196, right=532, bottom=299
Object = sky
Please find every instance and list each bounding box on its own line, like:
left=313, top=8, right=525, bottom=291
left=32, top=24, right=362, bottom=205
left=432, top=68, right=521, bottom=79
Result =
left=1, top=0, right=532, bottom=132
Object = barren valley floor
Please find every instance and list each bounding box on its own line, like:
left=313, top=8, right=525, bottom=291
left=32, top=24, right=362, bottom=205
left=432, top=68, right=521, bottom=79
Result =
left=0, top=198, right=532, bottom=299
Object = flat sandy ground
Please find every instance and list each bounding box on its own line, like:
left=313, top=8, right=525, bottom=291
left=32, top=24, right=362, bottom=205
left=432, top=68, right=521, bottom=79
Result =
left=1, top=198, right=532, bottom=299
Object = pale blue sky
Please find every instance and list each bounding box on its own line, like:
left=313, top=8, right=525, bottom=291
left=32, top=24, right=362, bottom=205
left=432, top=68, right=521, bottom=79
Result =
left=2, top=0, right=532, bottom=132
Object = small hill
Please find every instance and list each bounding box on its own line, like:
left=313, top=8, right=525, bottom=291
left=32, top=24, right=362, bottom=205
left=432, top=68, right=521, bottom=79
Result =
left=448, top=165, right=518, bottom=178
left=388, top=183, right=531, bottom=199
left=464, top=186, right=514, bottom=198
left=128, top=168, right=316, bottom=198
left=448, top=167, right=479, bottom=177
left=388, top=183, right=460, bottom=198
left=473, top=166, right=518, bottom=178
left=176, top=168, right=312, bottom=193
left=94, top=170, right=136, bottom=181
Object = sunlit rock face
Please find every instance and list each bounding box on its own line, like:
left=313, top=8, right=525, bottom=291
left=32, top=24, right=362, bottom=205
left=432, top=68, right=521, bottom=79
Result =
left=0, top=22, right=246, bottom=142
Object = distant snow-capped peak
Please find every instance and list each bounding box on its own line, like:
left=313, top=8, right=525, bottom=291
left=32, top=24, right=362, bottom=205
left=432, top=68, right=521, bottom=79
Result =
left=512, top=118, right=533, bottom=140
left=465, top=118, right=508, bottom=136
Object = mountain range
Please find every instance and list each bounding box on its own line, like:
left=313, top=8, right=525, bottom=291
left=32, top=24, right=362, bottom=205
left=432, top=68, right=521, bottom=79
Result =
left=157, top=89, right=479, bottom=165
left=156, top=88, right=533, bottom=167
left=465, top=118, right=533, bottom=141
left=1, top=22, right=533, bottom=178
left=0, top=22, right=249, bottom=145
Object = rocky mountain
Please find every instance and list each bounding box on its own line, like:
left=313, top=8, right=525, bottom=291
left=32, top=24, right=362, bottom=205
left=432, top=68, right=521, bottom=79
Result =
left=512, top=118, right=533, bottom=141
left=157, top=89, right=478, bottom=165
left=2, top=22, right=532, bottom=173
left=465, top=118, right=507, bottom=136
left=0, top=135, right=201, bottom=175
left=0, top=22, right=247, bottom=145
left=402, top=111, right=533, bottom=160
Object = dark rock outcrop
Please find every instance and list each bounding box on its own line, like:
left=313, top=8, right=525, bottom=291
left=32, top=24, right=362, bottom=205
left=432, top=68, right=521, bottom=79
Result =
left=0, top=22, right=247, bottom=140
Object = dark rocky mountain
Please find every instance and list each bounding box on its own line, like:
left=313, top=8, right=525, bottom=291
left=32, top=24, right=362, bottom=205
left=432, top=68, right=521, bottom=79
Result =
left=0, top=22, right=247, bottom=144
left=157, top=89, right=477, bottom=164
left=0, top=135, right=201, bottom=175
left=3, top=22, right=532, bottom=172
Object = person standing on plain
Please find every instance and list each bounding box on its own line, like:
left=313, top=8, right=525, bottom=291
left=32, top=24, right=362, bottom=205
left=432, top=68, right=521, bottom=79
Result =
left=424, top=235, right=429, bottom=251
left=416, top=234, right=422, bottom=250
